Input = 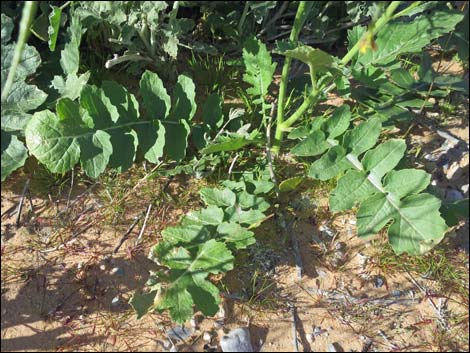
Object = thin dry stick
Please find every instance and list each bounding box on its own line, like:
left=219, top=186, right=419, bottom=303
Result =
left=114, top=215, right=142, bottom=253
left=228, top=153, right=240, bottom=176
left=289, top=302, right=299, bottom=352
left=16, top=178, right=30, bottom=226
left=135, top=203, right=153, bottom=246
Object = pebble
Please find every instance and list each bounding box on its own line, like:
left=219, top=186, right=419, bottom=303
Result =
left=110, top=267, right=124, bottom=275
left=445, top=188, right=465, bottom=202
left=390, top=290, right=403, bottom=297
left=214, top=319, right=224, bottom=329
left=203, top=331, right=212, bottom=342
left=220, top=328, right=254, bottom=352
left=190, top=316, right=198, bottom=329
left=166, top=325, right=192, bottom=341
left=373, top=275, right=385, bottom=288
left=319, top=224, right=335, bottom=237
left=111, top=296, right=120, bottom=306
left=306, top=333, right=315, bottom=344
left=461, top=184, right=469, bottom=195
left=99, top=264, right=107, bottom=271
left=445, top=161, right=464, bottom=181
left=313, top=326, right=327, bottom=337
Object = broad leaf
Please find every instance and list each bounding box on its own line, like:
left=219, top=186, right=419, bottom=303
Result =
left=362, top=139, right=406, bottom=178
left=357, top=10, right=464, bottom=67
left=200, top=187, right=236, bottom=207
left=280, top=45, right=333, bottom=72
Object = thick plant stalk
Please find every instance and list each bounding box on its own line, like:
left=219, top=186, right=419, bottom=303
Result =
left=272, top=1, right=309, bottom=154
left=1, top=1, right=38, bottom=101
left=272, top=0, right=406, bottom=153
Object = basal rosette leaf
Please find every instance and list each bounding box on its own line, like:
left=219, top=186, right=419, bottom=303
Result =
left=1, top=130, right=29, bottom=181
left=295, top=106, right=448, bottom=255
left=1, top=15, right=48, bottom=180
left=145, top=239, right=234, bottom=323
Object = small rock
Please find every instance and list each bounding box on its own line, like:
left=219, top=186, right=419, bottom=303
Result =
left=306, top=333, right=315, bottom=344
left=216, top=304, right=226, bottom=319
left=166, top=325, right=192, bottom=342
left=319, top=224, right=335, bottom=237
left=445, top=188, right=464, bottom=202
left=99, top=264, right=106, bottom=271
left=190, top=316, right=198, bottom=329
left=203, top=331, right=212, bottom=342
left=111, top=296, right=120, bottom=306
left=214, top=319, right=224, bottom=329
left=335, top=242, right=346, bottom=251
left=461, top=184, right=469, bottom=195
left=424, top=153, right=439, bottom=162
left=313, top=326, right=327, bottom=337
left=390, top=290, right=403, bottom=297
left=445, top=162, right=464, bottom=181
left=348, top=219, right=356, bottom=225
left=373, top=275, right=385, bottom=288
left=77, top=262, right=85, bottom=270
left=220, top=327, right=254, bottom=352
left=110, top=267, right=124, bottom=275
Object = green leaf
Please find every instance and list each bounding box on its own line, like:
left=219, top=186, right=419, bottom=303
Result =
left=1, top=130, right=28, bottom=181
left=188, top=273, right=220, bottom=316
left=329, top=170, right=376, bottom=212
left=308, top=145, right=352, bottom=180
left=191, top=239, right=234, bottom=274
left=1, top=14, right=13, bottom=45
left=357, top=10, right=464, bottom=67
left=51, top=72, right=91, bottom=101
left=383, top=169, right=431, bottom=198
left=140, top=70, right=171, bottom=119
left=182, top=205, right=224, bottom=226
left=247, top=179, right=274, bottom=194
left=170, top=74, right=196, bottom=121
left=343, top=118, right=382, bottom=155
left=217, top=222, right=255, bottom=249
left=200, top=135, right=257, bottom=155
left=135, top=120, right=166, bottom=164
left=26, top=108, right=82, bottom=174
left=362, top=139, right=406, bottom=178
left=60, top=15, right=83, bottom=75
left=291, top=130, right=329, bottom=157
left=200, top=187, right=236, bottom=207
left=357, top=192, right=447, bottom=255
left=279, top=176, right=303, bottom=193
left=242, top=37, right=276, bottom=108
left=161, top=224, right=211, bottom=245
left=129, top=291, right=157, bottom=319
left=323, top=105, right=351, bottom=138
left=79, top=129, right=113, bottom=178
left=202, top=93, right=223, bottom=129
left=279, top=45, right=333, bottom=72
left=237, top=191, right=270, bottom=211
left=226, top=206, right=266, bottom=225
left=164, top=119, right=190, bottom=161
left=440, top=199, right=469, bottom=227
left=48, top=6, right=62, bottom=51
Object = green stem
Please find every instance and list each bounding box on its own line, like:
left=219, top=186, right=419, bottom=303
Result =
left=273, top=1, right=407, bottom=153
left=1, top=1, right=38, bottom=101
left=272, top=1, right=309, bottom=154
left=341, top=1, right=402, bottom=65
left=238, top=2, right=250, bottom=36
